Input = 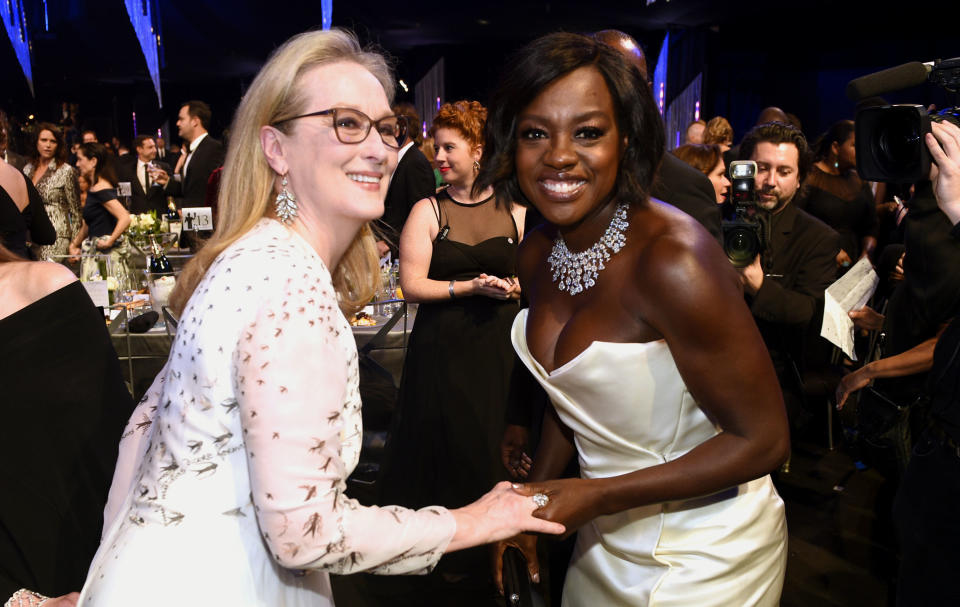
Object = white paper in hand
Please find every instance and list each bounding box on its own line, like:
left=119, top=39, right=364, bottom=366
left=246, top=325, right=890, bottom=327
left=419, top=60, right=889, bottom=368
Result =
left=820, top=256, right=879, bottom=361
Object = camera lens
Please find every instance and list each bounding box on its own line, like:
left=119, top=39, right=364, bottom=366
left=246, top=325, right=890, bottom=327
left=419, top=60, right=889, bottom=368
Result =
left=724, top=226, right=760, bottom=268
left=875, top=111, right=922, bottom=175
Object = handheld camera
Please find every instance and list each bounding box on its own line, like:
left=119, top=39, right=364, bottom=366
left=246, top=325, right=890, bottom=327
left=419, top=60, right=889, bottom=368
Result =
left=721, top=160, right=767, bottom=268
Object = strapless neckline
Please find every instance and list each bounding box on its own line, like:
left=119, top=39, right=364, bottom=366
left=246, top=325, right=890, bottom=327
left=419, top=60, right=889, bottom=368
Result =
left=517, top=308, right=668, bottom=378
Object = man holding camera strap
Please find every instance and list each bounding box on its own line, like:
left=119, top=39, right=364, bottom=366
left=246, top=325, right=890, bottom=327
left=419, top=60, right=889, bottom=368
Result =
left=736, top=122, right=841, bottom=419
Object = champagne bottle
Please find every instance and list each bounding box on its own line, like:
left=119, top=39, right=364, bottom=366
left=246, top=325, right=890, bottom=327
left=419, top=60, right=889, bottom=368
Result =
left=166, top=198, right=182, bottom=249
left=149, top=234, right=173, bottom=273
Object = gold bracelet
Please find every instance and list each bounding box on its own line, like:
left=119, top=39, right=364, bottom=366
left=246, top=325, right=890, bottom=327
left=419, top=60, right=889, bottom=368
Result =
left=5, top=588, right=49, bottom=607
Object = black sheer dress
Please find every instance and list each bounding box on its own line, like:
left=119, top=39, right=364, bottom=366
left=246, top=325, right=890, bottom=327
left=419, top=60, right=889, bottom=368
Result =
left=376, top=189, right=519, bottom=601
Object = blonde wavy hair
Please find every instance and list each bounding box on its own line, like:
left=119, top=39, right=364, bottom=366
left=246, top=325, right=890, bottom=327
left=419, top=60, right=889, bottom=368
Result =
left=169, top=29, right=393, bottom=316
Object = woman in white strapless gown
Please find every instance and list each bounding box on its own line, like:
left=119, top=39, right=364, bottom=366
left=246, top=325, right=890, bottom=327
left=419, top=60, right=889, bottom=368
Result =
left=477, top=32, right=789, bottom=606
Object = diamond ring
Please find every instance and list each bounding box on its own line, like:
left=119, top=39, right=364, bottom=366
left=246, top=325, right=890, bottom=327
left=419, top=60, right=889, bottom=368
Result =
left=532, top=493, right=549, bottom=508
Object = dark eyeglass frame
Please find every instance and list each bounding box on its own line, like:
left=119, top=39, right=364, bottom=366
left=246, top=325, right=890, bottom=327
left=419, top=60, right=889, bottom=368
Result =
left=272, top=107, right=407, bottom=150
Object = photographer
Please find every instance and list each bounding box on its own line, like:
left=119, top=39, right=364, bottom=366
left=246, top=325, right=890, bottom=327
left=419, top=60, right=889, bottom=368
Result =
left=736, top=123, right=841, bottom=407
left=890, top=119, right=960, bottom=607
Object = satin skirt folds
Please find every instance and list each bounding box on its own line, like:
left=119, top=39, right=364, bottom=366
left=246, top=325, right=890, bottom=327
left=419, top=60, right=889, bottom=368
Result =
left=563, top=476, right=787, bottom=607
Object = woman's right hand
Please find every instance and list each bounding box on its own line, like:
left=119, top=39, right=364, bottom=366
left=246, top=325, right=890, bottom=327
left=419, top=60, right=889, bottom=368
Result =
left=470, top=274, right=515, bottom=300
left=491, top=533, right=540, bottom=596
left=447, top=481, right=564, bottom=553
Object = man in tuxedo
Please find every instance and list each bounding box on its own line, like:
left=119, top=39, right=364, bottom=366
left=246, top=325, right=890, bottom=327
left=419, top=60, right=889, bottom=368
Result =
left=116, top=135, right=171, bottom=214
left=155, top=100, right=224, bottom=208
left=593, top=30, right=722, bottom=243
left=377, top=103, right=436, bottom=257
left=155, top=136, right=170, bottom=161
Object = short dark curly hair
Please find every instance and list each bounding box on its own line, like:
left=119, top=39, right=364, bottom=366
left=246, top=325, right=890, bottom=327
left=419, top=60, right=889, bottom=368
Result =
left=474, top=32, right=664, bottom=208
left=738, top=121, right=811, bottom=181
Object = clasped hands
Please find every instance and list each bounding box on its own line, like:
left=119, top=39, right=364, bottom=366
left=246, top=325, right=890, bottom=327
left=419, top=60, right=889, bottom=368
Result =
left=491, top=477, right=599, bottom=595
left=472, top=273, right=520, bottom=300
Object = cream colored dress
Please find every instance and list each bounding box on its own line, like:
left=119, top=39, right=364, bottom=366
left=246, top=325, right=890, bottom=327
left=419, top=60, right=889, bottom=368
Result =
left=512, top=310, right=787, bottom=607
left=78, top=219, right=456, bottom=606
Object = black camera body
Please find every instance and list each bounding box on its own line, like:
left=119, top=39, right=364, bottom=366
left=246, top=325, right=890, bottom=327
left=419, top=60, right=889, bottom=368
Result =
left=853, top=57, right=960, bottom=183
left=722, top=160, right=768, bottom=268
left=856, top=105, right=960, bottom=183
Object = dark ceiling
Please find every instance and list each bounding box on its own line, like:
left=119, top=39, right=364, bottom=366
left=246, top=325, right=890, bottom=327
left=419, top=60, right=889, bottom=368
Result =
left=2, top=0, right=958, bottom=141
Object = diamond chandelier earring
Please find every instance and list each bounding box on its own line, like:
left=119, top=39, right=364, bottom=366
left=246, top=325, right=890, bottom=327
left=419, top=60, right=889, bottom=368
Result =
left=275, top=174, right=298, bottom=224
left=473, top=160, right=480, bottom=173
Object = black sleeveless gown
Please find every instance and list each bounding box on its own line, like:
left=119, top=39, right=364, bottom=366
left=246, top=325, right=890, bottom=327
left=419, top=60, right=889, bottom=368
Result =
left=377, top=189, right=519, bottom=588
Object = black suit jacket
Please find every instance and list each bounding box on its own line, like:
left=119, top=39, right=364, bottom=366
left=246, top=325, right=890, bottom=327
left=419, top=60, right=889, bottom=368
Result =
left=117, top=158, right=172, bottom=214
left=651, top=152, right=722, bottom=243
left=165, top=135, right=224, bottom=207
left=379, top=145, right=436, bottom=253
left=748, top=202, right=840, bottom=374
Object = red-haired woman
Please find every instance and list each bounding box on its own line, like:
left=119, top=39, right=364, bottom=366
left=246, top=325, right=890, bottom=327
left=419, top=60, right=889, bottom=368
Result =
left=377, top=100, right=527, bottom=600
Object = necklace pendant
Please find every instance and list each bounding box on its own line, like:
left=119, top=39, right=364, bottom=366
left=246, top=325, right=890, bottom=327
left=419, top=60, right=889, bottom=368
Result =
left=547, top=202, right=629, bottom=296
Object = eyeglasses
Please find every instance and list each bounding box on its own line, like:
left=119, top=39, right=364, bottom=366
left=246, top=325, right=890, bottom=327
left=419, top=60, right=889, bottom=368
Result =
left=273, top=107, right=407, bottom=150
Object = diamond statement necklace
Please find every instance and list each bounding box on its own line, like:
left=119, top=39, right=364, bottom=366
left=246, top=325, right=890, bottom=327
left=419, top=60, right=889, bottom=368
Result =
left=547, top=201, right=630, bottom=295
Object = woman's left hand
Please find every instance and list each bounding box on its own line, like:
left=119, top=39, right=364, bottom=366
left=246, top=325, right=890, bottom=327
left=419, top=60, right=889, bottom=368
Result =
left=95, top=236, right=112, bottom=250
left=512, top=478, right=600, bottom=539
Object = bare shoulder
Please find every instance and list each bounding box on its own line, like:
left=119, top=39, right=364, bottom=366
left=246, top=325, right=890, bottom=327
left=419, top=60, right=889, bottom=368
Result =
left=27, top=261, right=79, bottom=298
left=408, top=195, right=439, bottom=222
left=0, top=261, right=77, bottom=318
left=632, top=200, right=737, bottom=293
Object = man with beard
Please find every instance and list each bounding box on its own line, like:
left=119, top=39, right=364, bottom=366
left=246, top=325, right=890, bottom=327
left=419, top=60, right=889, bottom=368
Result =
left=737, top=122, right=840, bottom=412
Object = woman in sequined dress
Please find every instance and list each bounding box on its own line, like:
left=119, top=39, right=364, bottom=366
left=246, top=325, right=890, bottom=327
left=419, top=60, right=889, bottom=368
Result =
left=23, top=123, right=81, bottom=260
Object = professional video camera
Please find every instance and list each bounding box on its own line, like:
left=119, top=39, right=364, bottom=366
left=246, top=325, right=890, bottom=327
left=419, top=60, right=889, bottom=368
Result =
left=847, top=57, right=960, bottom=183
left=722, top=160, right=768, bottom=267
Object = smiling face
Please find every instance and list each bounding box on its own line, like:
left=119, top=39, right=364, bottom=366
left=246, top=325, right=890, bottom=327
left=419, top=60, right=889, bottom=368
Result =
left=433, top=127, right=479, bottom=188
left=707, top=157, right=730, bottom=204
left=751, top=141, right=800, bottom=212
left=277, top=61, right=397, bottom=225
left=515, top=66, right=623, bottom=227
left=36, top=129, right=58, bottom=161
left=137, top=138, right=157, bottom=162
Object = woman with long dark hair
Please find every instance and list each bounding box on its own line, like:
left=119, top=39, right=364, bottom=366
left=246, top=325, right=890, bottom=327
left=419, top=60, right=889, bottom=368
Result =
left=68, top=142, right=134, bottom=292
left=478, top=33, right=789, bottom=605
left=23, top=123, right=81, bottom=259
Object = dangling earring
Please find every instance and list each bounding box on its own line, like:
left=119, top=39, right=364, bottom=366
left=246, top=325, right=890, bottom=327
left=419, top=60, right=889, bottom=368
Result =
left=473, top=160, right=480, bottom=173
left=275, top=174, right=298, bottom=224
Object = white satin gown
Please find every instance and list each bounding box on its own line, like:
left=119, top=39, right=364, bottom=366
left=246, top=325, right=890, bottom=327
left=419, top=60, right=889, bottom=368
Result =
left=512, top=310, right=787, bottom=607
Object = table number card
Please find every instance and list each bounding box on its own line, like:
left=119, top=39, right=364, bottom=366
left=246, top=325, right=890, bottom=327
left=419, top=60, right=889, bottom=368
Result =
left=182, top=207, right=214, bottom=231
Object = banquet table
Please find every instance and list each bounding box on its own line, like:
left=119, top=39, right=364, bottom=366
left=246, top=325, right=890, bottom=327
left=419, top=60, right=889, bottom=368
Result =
left=109, top=301, right=415, bottom=402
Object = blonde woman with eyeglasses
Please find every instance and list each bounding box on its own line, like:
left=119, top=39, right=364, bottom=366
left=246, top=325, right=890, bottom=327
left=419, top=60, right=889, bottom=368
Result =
left=76, top=29, right=561, bottom=607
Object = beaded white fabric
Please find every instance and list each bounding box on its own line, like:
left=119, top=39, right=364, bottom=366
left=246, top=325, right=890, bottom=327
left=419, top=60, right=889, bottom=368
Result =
left=77, top=218, right=455, bottom=607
